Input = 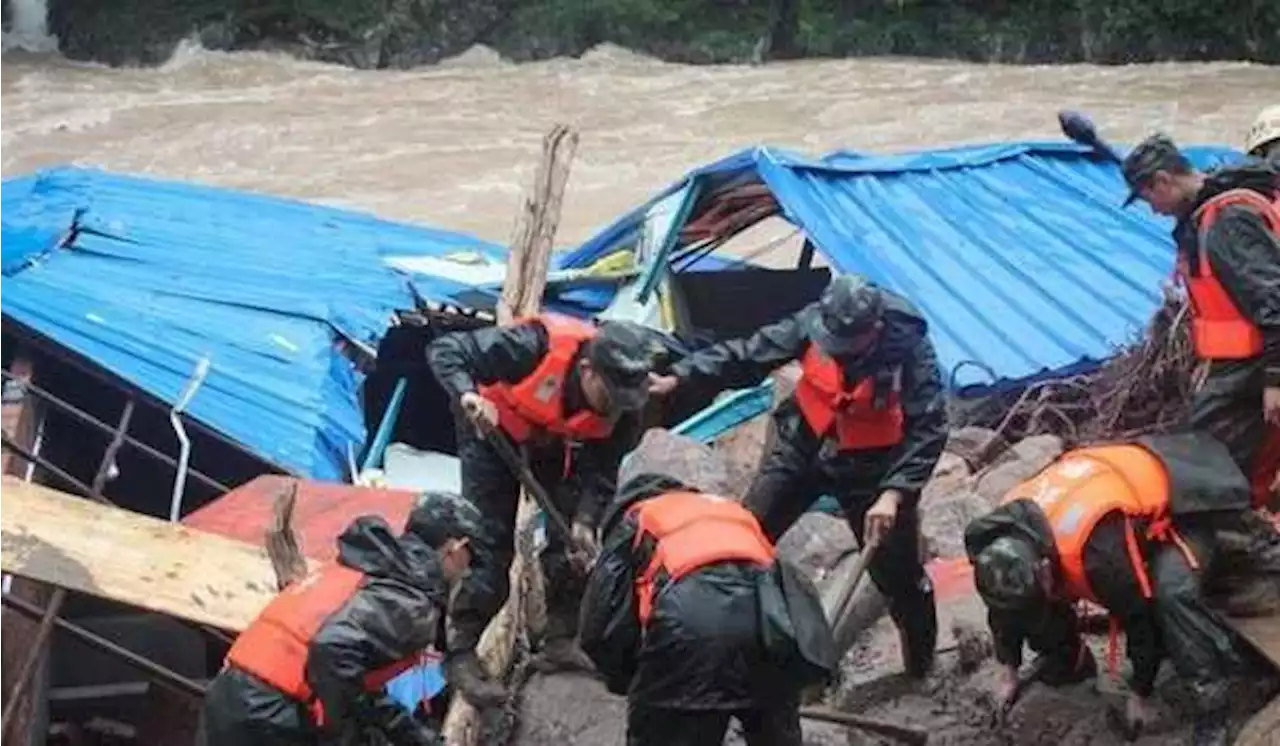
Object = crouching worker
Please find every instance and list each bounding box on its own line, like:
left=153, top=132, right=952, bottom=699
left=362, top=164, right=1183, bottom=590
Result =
left=580, top=461, right=837, bottom=746
left=965, top=434, right=1250, bottom=746
left=201, top=492, right=482, bottom=746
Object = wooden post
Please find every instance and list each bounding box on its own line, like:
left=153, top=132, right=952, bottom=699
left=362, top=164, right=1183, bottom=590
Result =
left=1, top=351, right=51, bottom=746
left=441, top=124, right=579, bottom=745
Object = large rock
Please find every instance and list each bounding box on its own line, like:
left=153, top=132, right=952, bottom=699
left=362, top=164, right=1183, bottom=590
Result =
left=975, top=434, right=1064, bottom=505
left=711, top=365, right=803, bottom=495
left=618, top=428, right=735, bottom=495
left=776, top=513, right=858, bottom=585
left=944, top=426, right=1008, bottom=471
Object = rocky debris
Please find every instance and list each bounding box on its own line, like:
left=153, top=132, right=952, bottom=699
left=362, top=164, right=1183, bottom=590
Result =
left=618, top=428, right=735, bottom=495
left=710, top=365, right=802, bottom=495
left=944, top=427, right=1007, bottom=472
left=974, top=434, right=1064, bottom=505
left=951, top=620, right=991, bottom=674
left=776, top=513, right=858, bottom=584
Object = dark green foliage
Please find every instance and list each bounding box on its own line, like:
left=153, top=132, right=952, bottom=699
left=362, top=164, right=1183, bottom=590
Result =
left=46, top=0, right=1280, bottom=67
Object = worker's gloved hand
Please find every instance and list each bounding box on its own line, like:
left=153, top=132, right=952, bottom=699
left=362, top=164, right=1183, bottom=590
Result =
left=648, top=373, right=678, bottom=396
left=570, top=519, right=600, bottom=571
left=863, top=489, right=902, bottom=547
left=460, top=391, right=500, bottom=434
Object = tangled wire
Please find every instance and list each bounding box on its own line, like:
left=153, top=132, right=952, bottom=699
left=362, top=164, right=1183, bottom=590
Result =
left=956, top=296, right=1200, bottom=448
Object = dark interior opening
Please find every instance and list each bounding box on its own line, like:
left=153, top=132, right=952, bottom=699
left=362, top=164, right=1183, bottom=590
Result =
left=671, top=266, right=831, bottom=341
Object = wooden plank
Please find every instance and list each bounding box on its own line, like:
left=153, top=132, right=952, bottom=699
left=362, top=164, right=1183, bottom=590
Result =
left=0, top=478, right=299, bottom=632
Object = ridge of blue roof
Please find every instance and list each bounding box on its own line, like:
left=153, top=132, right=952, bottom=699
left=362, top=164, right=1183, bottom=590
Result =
left=562, top=139, right=1247, bottom=391
left=1, top=166, right=505, bottom=482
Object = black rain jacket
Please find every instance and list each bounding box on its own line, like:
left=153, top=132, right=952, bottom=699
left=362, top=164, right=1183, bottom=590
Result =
left=426, top=320, right=644, bottom=528
left=963, top=433, right=1249, bottom=697
left=667, top=291, right=947, bottom=509
left=578, top=475, right=835, bottom=710
left=203, top=517, right=445, bottom=746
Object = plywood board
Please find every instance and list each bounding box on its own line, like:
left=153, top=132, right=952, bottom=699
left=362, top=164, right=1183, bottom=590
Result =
left=182, top=475, right=418, bottom=563
left=1228, top=614, right=1280, bottom=670
left=0, top=478, right=306, bottom=631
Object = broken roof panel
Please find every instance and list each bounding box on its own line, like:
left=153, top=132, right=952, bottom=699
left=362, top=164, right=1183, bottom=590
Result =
left=563, top=141, right=1244, bottom=391
left=1, top=167, right=505, bottom=482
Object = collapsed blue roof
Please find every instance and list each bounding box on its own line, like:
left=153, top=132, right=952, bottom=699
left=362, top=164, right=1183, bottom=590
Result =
left=562, top=141, right=1245, bottom=391
left=1, top=167, right=506, bottom=482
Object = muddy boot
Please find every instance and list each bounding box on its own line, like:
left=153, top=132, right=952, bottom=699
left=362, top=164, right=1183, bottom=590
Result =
left=445, top=651, right=507, bottom=707
left=531, top=636, right=597, bottom=674
left=889, top=583, right=938, bottom=679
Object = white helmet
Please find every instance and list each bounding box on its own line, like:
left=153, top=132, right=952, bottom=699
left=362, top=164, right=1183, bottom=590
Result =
left=1245, top=105, right=1280, bottom=156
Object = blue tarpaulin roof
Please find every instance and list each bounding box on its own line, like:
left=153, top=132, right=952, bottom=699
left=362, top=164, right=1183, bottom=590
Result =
left=562, top=141, right=1245, bottom=391
left=1, top=167, right=506, bottom=482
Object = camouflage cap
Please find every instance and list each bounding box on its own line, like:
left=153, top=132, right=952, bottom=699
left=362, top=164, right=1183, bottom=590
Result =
left=588, top=320, right=660, bottom=413
left=805, top=273, right=885, bottom=356
left=973, top=535, right=1043, bottom=611
left=1121, top=133, right=1192, bottom=206
left=405, top=491, right=484, bottom=548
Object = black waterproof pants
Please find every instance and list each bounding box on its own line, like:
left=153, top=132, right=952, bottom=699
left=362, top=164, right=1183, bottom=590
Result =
left=448, top=422, right=587, bottom=654
left=1151, top=526, right=1240, bottom=714
left=626, top=703, right=802, bottom=746
left=743, top=427, right=936, bottom=675
left=1189, top=361, right=1270, bottom=479
left=200, top=668, right=315, bottom=746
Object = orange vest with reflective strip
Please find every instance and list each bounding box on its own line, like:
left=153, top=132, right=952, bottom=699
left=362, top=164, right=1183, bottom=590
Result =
left=629, top=491, right=776, bottom=627
left=1179, top=188, right=1279, bottom=360
left=225, top=564, right=425, bottom=724
left=1000, top=445, right=1175, bottom=605
left=793, top=345, right=905, bottom=452
left=478, top=313, right=614, bottom=443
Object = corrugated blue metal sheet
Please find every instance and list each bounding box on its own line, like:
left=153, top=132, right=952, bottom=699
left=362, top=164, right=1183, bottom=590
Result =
left=1, top=167, right=505, bottom=482
left=563, top=141, right=1245, bottom=390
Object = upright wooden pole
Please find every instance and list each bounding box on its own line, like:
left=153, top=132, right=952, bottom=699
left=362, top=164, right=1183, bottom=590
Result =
left=441, top=124, right=579, bottom=745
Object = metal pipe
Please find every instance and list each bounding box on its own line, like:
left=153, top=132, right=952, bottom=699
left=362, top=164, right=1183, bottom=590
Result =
left=1, top=595, right=206, bottom=699
left=0, top=370, right=229, bottom=494
left=169, top=357, right=212, bottom=522
left=360, top=377, right=408, bottom=475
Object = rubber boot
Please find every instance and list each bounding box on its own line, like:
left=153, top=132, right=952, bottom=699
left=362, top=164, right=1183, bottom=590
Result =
left=444, top=650, right=507, bottom=707
left=532, top=637, right=597, bottom=674
left=889, top=580, right=938, bottom=679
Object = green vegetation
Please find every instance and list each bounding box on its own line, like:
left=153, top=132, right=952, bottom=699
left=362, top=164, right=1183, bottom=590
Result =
left=48, top=0, right=1280, bottom=67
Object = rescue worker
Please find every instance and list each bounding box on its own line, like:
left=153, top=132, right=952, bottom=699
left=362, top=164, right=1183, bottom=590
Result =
left=201, top=492, right=483, bottom=746
left=965, top=433, right=1251, bottom=746
left=579, top=448, right=836, bottom=746
left=649, top=273, right=948, bottom=678
left=1120, top=134, right=1280, bottom=508
left=1246, top=105, right=1280, bottom=167
left=426, top=313, right=659, bottom=704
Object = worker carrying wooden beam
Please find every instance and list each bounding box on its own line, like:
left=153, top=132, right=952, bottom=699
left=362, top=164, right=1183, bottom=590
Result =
left=199, top=492, right=483, bottom=746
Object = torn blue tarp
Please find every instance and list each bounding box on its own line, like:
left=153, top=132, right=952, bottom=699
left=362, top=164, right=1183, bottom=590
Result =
left=560, top=141, right=1245, bottom=392
left=1, top=167, right=505, bottom=482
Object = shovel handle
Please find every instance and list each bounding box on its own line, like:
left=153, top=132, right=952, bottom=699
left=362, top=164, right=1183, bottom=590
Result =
left=477, top=421, right=578, bottom=545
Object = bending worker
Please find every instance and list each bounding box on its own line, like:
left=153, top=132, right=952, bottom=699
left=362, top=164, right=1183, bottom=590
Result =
left=426, top=313, right=659, bottom=704
left=1121, top=133, right=1280, bottom=507
left=966, top=434, right=1250, bottom=746
left=201, top=493, right=483, bottom=746
left=579, top=444, right=836, bottom=746
left=649, top=273, right=948, bottom=678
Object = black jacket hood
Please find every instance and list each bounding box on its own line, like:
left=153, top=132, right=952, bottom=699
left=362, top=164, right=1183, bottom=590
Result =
left=599, top=473, right=692, bottom=538
left=335, top=515, right=446, bottom=599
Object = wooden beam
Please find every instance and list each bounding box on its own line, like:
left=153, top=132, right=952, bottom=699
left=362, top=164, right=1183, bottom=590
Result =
left=1, top=351, right=51, bottom=746
left=442, top=123, right=579, bottom=745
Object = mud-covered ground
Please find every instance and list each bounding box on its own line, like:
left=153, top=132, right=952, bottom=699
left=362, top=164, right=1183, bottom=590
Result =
left=510, top=427, right=1279, bottom=745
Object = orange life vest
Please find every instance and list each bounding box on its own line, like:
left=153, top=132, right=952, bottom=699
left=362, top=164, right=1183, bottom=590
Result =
left=225, top=564, right=426, bottom=725
left=478, top=313, right=614, bottom=443
left=1000, top=444, right=1197, bottom=606
left=1178, top=188, right=1279, bottom=361
left=629, top=491, right=776, bottom=627
left=792, top=345, right=905, bottom=452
